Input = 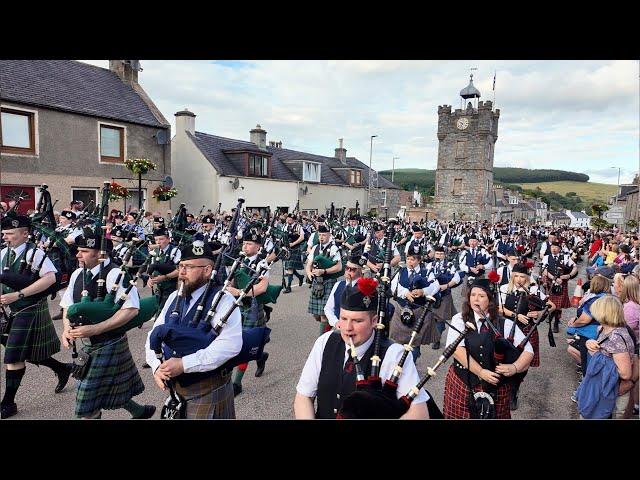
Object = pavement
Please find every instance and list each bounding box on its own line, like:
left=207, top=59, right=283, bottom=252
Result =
left=2, top=260, right=589, bottom=420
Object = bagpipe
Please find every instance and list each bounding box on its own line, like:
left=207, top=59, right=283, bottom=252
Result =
left=310, top=242, right=344, bottom=298
left=30, top=184, right=57, bottom=227
left=150, top=251, right=286, bottom=418
left=0, top=242, right=61, bottom=302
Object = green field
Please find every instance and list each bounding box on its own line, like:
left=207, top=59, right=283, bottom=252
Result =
left=515, top=181, right=617, bottom=204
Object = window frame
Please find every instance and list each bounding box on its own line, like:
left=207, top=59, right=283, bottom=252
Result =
left=302, top=161, right=321, bottom=183
left=380, top=189, right=387, bottom=207
left=453, top=178, right=463, bottom=196
left=98, top=122, right=126, bottom=164
left=0, top=106, right=37, bottom=155
left=124, top=188, right=147, bottom=211
left=247, top=153, right=270, bottom=178
left=349, top=169, right=362, bottom=186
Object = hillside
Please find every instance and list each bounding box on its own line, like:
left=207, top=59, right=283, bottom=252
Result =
left=515, top=181, right=617, bottom=204
left=379, top=167, right=590, bottom=192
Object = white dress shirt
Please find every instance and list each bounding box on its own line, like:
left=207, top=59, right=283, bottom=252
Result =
left=391, top=265, right=441, bottom=300
left=144, top=283, right=242, bottom=374
left=296, top=330, right=429, bottom=403
left=324, top=278, right=359, bottom=327
left=60, top=258, right=139, bottom=310
left=1, top=243, right=57, bottom=278
left=445, top=311, right=533, bottom=354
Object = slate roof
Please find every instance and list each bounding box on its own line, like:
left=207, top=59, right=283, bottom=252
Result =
left=570, top=211, right=590, bottom=219
left=189, top=131, right=400, bottom=189
left=0, top=60, right=168, bottom=128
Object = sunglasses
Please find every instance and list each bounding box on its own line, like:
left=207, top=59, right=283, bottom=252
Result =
left=345, top=265, right=360, bottom=272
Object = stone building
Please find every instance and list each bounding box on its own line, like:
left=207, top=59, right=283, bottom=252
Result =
left=0, top=60, right=171, bottom=214
left=431, top=74, right=500, bottom=221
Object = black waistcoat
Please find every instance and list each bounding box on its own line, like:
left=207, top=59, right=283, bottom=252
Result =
left=316, top=331, right=392, bottom=419
left=453, top=316, right=506, bottom=389
left=72, top=262, right=119, bottom=303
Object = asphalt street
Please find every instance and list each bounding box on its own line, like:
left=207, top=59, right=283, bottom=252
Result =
left=3, top=261, right=586, bottom=420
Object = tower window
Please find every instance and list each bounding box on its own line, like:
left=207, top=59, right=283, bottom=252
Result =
left=453, top=178, right=462, bottom=196
left=455, top=141, right=466, bottom=159
left=487, top=143, right=493, bottom=161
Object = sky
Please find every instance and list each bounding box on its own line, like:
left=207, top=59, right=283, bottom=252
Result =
left=82, top=60, right=639, bottom=185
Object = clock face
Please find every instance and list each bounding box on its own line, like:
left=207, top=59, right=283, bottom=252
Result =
left=456, top=117, right=469, bottom=130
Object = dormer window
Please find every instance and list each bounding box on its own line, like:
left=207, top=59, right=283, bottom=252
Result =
left=248, top=154, right=269, bottom=177
left=303, top=162, right=321, bottom=182
left=349, top=169, right=362, bottom=186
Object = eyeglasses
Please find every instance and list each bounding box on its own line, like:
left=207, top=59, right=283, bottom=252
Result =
left=345, top=266, right=360, bottom=272
left=177, top=264, right=208, bottom=272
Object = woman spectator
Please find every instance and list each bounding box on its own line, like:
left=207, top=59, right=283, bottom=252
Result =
left=584, top=295, right=637, bottom=419
left=621, top=274, right=640, bottom=341
left=567, top=275, right=611, bottom=376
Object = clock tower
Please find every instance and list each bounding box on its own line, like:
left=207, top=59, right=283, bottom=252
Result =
left=432, top=74, right=500, bottom=221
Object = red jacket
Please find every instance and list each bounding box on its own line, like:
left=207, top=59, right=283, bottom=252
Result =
left=589, top=238, right=602, bottom=256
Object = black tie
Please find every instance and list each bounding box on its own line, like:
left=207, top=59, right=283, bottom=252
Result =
left=83, top=269, right=93, bottom=285
left=479, top=319, right=489, bottom=333
left=408, top=269, right=416, bottom=283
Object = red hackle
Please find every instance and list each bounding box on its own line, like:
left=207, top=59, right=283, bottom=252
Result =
left=488, top=270, right=500, bottom=283
left=358, top=277, right=378, bottom=297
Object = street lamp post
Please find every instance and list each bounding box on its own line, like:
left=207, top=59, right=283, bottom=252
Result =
left=392, top=156, right=399, bottom=183
left=611, top=166, right=621, bottom=205
left=368, top=135, right=377, bottom=213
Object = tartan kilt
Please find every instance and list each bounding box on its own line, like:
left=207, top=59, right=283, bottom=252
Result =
left=547, top=280, right=571, bottom=309
left=75, top=335, right=144, bottom=418
left=284, top=245, right=304, bottom=271
left=174, top=375, right=235, bottom=419
left=307, top=277, right=339, bottom=316
left=389, top=299, right=438, bottom=345
left=2, top=299, right=60, bottom=364
left=443, top=366, right=512, bottom=419
left=240, top=298, right=266, bottom=328
left=521, top=324, right=540, bottom=367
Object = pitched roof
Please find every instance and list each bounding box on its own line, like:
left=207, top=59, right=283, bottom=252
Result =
left=189, top=131, right=400, bottom=189
left=570, top=211, right=589, bottom=219
left=0, top=60, right=168, bottom=128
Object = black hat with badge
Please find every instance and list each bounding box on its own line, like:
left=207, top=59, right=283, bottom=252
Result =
left=201, top=216, right=215, bottom=225
left=469, top=278, right=496, bottom=295
left=60, top=210, right=77, bottom=220
left=242, top=230, right=263, bottom=244
left=76, top=232, right=113, bottom=252
left=127, top=212, right=138, bottom=220
left=406, top=241, right=424, bottom=258
left=153, top=216, right=165, bottom=224
left=411, top=224, right=422, bottom=233
left=180, top=239, right=215, bottom=261
left=512, top=263, right=530, bottom=275
left=340, top=277, right=379, bottom=312
left=1, top=215, right=30, bottom=230
left=114, top=211, right=125, bottom=220
left=317, top=225, right=330, bottom=233
left=153, top=228, right=170, bottom=237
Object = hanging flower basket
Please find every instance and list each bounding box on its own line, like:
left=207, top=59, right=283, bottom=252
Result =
left=124, top=158, right=157, bottom=175
left=152, top=185, right=178, bottom=202
left=109, top=182, right=131, bottom=201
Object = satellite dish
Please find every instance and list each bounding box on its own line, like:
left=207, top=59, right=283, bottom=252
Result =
left=232, top=178, right=240, bottom=190
left=162, top=175, right=173, bottom=188
left=155, top=130, right=169, bottom=145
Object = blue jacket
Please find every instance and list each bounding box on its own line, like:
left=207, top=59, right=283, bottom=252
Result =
left=576, top=351, right=619, bottom=419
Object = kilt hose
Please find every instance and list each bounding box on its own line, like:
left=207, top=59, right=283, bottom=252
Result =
left=175, top=373, right=235, bottom=419
left=75, top=335, right=144, bottom=418
left=443, top=366, right=512, bottom=419
left=308, top=277, right=339, bottom=316
left=521, top=323, right=540, bottom=367
left=2, top=299, right=60, bottom=365
left=547, top=280, right=571, bottom=309
left=284, top=245, right=305, bottom=271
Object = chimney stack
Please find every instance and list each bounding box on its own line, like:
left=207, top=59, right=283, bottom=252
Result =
left=175, top=109, right=196, bottom=136
left=109, top=60, right=142, bottom=85
left=334, top=138, right=347, bottom=164
left=250, top=124, right=267, bottom=149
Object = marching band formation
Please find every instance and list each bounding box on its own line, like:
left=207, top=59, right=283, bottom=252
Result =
left=1, top=183, right=639, bottom=419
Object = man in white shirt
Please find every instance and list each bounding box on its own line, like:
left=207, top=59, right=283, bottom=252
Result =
left=61, top=231, right=154, bottom=419
left=1, top=215, right=72, bottom=419
left=324, top=254, right=364, bottom=327
left=145, top=241, right=242, bottom=419
left=294, top=278, right=429, bottom=419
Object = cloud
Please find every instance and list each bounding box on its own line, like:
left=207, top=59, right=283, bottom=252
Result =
left=79, top=60, right=639, bottom=182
